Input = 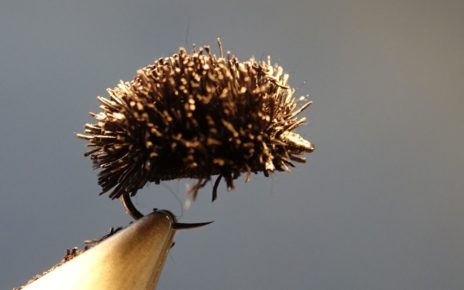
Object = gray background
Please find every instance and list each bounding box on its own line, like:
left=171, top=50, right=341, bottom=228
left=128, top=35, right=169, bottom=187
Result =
left=1, top=0, right=463, bottom=289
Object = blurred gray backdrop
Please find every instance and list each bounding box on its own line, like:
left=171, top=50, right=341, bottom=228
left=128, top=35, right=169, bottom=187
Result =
left=1, top=0, right=463, bottom=289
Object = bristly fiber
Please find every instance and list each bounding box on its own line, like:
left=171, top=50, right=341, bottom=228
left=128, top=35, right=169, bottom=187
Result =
left=78, top=41, right=314, bottom=201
